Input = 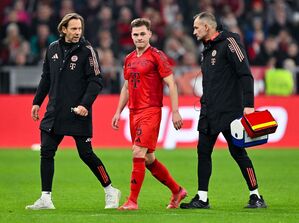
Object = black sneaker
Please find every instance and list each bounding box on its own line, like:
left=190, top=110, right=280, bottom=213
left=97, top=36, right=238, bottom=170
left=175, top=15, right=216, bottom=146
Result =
left=180, top=194, right=210, bottom=209
left=245, top=194, right=267, bottom=208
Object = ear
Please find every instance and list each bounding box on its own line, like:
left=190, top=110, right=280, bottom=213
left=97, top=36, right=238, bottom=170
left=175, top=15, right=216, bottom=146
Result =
left=62, top=26, right=67, bottom=34
left=205, top=24, right=209, bottom=32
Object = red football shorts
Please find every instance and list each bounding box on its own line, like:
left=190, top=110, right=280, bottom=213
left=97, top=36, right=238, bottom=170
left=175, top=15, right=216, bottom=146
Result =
left=129, top=107, right=161, bottom=153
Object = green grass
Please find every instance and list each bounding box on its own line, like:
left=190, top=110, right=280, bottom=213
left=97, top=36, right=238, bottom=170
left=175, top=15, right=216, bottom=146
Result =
left=0, top=148, right=298, bottom=223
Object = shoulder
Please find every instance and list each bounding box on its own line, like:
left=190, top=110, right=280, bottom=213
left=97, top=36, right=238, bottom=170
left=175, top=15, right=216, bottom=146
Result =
left=149, top=46, right=165, bottom=56
left=222, top=31, right=243, bottom=47
left=124, top=50, right=136, bottom=62
left=48, top=40, right=59, bottom=50
left=148, top=47, right=169, bottom=62
left=223, top=32, right=245, bottom=61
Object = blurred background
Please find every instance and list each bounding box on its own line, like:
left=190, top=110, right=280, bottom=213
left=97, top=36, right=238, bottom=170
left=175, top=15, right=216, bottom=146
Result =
left=0, top=0, right=298, bottom=149
left=1, top=0, right=299, bottom=96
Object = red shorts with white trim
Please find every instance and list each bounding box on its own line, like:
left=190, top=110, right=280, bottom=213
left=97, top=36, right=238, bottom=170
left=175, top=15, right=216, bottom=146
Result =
left=129, top=107, right=161, bottom=153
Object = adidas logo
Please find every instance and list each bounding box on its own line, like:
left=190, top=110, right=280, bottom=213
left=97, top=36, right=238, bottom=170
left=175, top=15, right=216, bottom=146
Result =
left=52, top=53, right=58, bottom=60
left=85, top=138, right=92, bottom=143
left=135, top=138, right=141, bottom=143
left=131, top=179, right=137, bottom=184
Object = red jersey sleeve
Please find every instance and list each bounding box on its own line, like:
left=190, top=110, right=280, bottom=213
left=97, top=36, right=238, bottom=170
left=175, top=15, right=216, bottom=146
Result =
left=152, top=49, right=173, bottom=78
left=123, top=56, right=129, bottom=80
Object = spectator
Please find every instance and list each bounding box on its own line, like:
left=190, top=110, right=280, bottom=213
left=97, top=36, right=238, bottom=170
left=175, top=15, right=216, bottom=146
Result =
left=30, top=2, right=58, bottom=37
left=1, top=22, right=31, bottom=65
left=99, top=49, right=121, bottom=94
left=116, top=6, right=134, bottom=55
left=30, top=23, right=56, bottom=63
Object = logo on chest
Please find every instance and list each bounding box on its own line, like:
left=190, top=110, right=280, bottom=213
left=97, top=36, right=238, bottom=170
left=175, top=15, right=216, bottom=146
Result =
left=130, top=72, right=140, bottom=88
left=211, top=50, right=217, bottom=65
left=52, top=53, right=58, bottom=61
left=70, top=63, right=76, bottom=70
left=69, top=55, right=78, bottom=70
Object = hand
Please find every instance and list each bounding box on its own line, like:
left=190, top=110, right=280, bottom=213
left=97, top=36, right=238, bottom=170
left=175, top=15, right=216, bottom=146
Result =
left=111, top=113, right=120, bottom=130
left=73, top=105, right=88, bottom=116
left=172, top=111, right=183, bottom=130
left=244, top=107, right=254, bottom=115
left=31, top=105, right=40, bottom=121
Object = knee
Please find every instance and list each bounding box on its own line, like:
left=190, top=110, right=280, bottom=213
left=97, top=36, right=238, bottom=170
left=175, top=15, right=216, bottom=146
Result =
left=40, top=148, right=56, bottom=159
left=132, top=145, right=147, bottom=158
left=197, top=145, right=210, bottom=159
left=229, top=149, right=248, bottom=161
left=145, top=156, right=155, bottom=166
left=78, top=150, right=93, bottom=161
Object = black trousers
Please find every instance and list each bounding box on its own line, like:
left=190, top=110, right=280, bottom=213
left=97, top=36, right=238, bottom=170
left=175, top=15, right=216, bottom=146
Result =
left=40, top=130, right=111, bottom=191
left=197, top=129, right=259, bottom=191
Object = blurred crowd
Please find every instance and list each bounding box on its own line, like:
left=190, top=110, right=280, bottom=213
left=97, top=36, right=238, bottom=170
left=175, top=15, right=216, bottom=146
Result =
left=1, top=0, right=299, bottom=94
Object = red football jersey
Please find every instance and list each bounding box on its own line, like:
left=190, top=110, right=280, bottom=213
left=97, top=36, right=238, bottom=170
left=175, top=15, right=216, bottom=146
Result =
left=124, top=46, right=173, bottom=109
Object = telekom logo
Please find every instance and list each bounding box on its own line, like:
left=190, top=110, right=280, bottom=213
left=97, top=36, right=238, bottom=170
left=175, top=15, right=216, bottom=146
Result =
left=120, top=106, right=288, bottom=149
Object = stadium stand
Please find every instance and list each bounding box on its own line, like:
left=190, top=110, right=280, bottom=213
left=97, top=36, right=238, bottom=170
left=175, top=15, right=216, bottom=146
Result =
left=1, top=0, right=299, bottom=94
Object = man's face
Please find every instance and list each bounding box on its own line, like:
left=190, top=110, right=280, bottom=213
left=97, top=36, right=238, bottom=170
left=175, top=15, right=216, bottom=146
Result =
left=63, top=19, right=82, bottom=43
left=193, top=17, right=208, bottom=41
left=131, top=25, right=152, bottom=49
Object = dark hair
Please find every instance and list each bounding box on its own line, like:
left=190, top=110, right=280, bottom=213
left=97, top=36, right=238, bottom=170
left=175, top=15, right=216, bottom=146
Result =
left=130, top=18, right=151, bottom=30
left=57, top=13, right=84, bottom=37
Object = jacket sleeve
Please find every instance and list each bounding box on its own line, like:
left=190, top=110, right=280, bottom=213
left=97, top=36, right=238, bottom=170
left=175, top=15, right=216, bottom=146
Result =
left=33, top=49, right=51, bottom=106
left=226, top=37, right=254, bottom=107
left=80, top=46, right=103, bottom=109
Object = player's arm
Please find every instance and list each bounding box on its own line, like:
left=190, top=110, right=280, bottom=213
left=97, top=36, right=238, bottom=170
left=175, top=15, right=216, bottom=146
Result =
left=226, top=36, right=254, bottom=114
left=77, top=47, right=103, bottom=116
left=163, top=74, right=183, bottom=130
left=112, top=80, right=129, bottom=130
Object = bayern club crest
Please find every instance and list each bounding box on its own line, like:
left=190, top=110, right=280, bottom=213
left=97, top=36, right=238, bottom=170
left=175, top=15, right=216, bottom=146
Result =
left=71, top=55, right=78, bottom=62
left=212, top=50, right=217, bottom=57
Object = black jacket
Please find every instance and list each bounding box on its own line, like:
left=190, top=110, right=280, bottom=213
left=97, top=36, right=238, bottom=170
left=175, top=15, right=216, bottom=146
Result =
left=198, top=31, right=254, bottom=134
left=33, top=37, right=103, bottom=137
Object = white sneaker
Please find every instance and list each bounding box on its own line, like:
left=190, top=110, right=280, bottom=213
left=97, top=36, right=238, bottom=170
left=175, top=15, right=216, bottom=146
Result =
left=25, top=198, right=55, bottom=210
left=105, top=188, right=121, bottom=209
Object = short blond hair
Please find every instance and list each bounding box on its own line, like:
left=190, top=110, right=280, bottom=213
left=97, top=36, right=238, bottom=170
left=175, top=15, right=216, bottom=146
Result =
left=130, top=18, right=151, bottom=30
left=57, top=13, right=84, bottom=37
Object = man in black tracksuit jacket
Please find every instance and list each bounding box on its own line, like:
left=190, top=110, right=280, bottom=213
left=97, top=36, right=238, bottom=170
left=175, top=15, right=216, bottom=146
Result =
left=26, top=13, right=120, bottom=210
left=180, top=12, right=267, bottom=209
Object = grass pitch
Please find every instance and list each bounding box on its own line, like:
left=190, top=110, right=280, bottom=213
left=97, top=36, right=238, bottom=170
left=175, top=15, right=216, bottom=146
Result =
left=0, top=148, right=298, bottom=223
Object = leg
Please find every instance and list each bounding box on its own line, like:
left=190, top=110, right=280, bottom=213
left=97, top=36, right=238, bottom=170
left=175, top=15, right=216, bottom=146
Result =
left=197, top=132, right=218, bottom=192
left=40, top=130, right=63, bottom=192
left=74, top=136, right=120, bottom=209
left=74, top=136, right=111, bottom=187
left=145, top=153, right=187, bottom=208
left=222, top=130, right=267, bottom=208
left=26, top=130, right=63, bottom=210
left=222, top=130, right=258, bottom=190
left=180, top=131, right=217, bottom=209
left=119, top=145, right=147, bottom=210
left=145, top=153, right=180, bottom=194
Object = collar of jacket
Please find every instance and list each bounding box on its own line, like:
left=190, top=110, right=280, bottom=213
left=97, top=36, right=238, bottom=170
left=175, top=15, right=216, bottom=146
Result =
left=203, top=30, right=241, bottom=51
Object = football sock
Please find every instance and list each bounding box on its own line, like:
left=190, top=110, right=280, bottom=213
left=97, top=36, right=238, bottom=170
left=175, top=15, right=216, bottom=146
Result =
left=197, top=190, right=208, bottom=202
left=104, top=184, right=113, bottom=193
left=41, top=191, right=51, bottom=200
left=129, top=158, right=145, bottom=203
left=146, top=159, right=180, bottom=194
left=250, top=189, right=261, bottom=198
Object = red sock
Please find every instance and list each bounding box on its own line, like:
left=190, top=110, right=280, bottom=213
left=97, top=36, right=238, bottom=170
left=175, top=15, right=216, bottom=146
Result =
left=129, top=158, right=145, bottom=203
left=146, top=159, right=180, bottom=194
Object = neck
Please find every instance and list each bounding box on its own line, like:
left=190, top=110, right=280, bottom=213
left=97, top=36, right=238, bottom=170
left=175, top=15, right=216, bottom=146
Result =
left=136, top=44, right=150, bottom=56
left=205, top=30, right=219, bottom=42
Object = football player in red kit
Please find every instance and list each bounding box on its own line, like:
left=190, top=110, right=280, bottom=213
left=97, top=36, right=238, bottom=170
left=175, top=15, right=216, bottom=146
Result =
left=112, top=18, right=187, bottom=210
